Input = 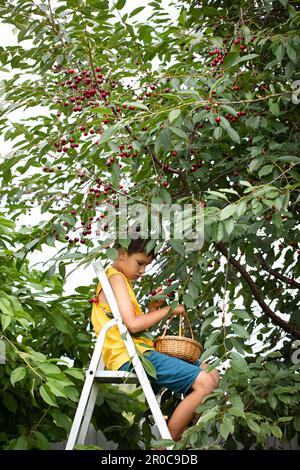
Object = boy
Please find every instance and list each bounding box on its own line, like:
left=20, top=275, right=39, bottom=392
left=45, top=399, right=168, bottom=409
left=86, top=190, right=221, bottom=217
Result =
left=91, top=238, right=220, bottom=442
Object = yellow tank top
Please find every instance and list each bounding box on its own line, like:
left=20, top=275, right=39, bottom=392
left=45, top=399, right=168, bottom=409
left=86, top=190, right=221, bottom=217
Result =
left=90, top=266, right=154, bottom=370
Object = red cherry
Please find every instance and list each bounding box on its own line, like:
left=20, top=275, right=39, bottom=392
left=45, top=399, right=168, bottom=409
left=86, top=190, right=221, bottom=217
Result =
left=215, top=117, right=221, bottom=123
left=68, top=69, right=75, bottom=74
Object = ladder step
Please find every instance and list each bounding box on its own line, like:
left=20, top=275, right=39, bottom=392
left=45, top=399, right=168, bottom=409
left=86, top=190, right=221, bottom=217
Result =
left=94, top=370, right=139, bottom=384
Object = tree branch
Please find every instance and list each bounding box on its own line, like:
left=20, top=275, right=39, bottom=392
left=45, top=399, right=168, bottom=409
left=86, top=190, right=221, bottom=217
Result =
left=253, top=253, right=300, bottom=289
left=215, top=241, right=300, bottom=339
left=122, top=124, right=192, bottom=196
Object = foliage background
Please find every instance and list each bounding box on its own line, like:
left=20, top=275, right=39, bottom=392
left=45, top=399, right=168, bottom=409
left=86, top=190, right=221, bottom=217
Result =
left=0, top=0, right=299, bottom=450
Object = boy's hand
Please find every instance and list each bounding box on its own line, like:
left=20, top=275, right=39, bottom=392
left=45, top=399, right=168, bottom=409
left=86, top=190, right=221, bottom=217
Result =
left=148, top=286, right=165, bottom=311
left=169, top=304, right=187, bottom=317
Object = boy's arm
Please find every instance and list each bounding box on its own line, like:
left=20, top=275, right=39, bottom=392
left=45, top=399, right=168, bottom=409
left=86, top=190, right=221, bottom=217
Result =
left=108, top=274, right=171, bottom=334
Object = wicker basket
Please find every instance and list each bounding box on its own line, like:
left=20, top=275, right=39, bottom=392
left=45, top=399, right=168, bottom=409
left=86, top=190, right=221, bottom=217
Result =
left=154, top=313, right=202, bottom=364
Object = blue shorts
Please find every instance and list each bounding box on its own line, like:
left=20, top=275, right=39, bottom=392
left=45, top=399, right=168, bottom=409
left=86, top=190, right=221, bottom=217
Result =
left=118, top=350, right=202, bottom=396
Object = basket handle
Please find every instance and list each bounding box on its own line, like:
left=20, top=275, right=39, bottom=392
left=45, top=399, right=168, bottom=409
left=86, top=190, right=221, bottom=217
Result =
left=161, top=313, right=195, bottom=340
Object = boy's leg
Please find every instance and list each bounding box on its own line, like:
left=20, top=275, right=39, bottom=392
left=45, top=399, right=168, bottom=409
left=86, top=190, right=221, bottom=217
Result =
left=167, top=368, right=220, bottom=442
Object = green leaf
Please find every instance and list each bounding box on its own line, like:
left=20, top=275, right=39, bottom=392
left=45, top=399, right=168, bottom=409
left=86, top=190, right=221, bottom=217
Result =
left=224, top=125, right=240, bottom=144
left=14, top=436, right=29, bottom=450
left=140, top=354, right=157, bottom=379
left=230, top=352, right=249, bottom=374
left=293, top=416, right=300, bottom=432
left=258, top=165, right=273, bottom=177
left=188, top=281, right=198, bottom=299
left=248, top=419, right=260, bottom=433
left=268, top=99, right=280, bottom=116
left=47, top=381, right=68, bottom=398
left=115, top=0, right=126, bottom=9
left=227, top=53, right=258, bottom=68
left=169, top=126, right=188, bottom=140
left=183, top=293, right=194, bottom=309
left=39, top=384, right=58, bottom=407
left=206, top=190, right=229, bottom=201
left=33, top=431, right=50, bottom=450
left=275, top=43, right=285, bottom=62
left=10, top=367, right=26, bottom=386
left=106, top=247, right=118, bottom=261
left=97, top=124, right=121, bottom=145
left=1, top=313, right=11, bottom=331
left=231, top=324, right=250, bottom=339
left=271, top=425, right=282, bottom=439
left=93, top=107, right=113, bottom=115
left=236, top=200, right=247, bottom=217
left=230, top=336, right=245, bottom=354
left=60, top=214, right=76, bottom=226
left=0, top=298, right=13, bottom=316
left=204, top=330, right=220, bottom=349
left=220, top=416, right=234, bottom=439
left=230, top=395, right=245, bottom=411
left=249, top=158, right=263, bottom=173
left=51, top=409, right=72, bottom=431
left=219, top=204, right=236, bottom=221
left=64, top=368, right=84, bottom=380
left=3, top=392, right=18, bottom=413
left=220, top=104, right=238, bottom=116
left=169, top=239, right=185, bottom=256
left=157, top=128, right=172, bottom=152
left=125, top=101, right=149, bottom=111
left=199, top=345, right=218, bottom=362
left=224, top=218, right=235, bottom=236
left=213, top=126, right=223, bottom=140
left=52, top=315, right=72, bottom=334
left=197, top=409, right=218, bottom=424
left=129, top=6, right=145, bottom=17
left=168, top=109, right=181, bottom=123
left=285, top=43, right=297, bottom=63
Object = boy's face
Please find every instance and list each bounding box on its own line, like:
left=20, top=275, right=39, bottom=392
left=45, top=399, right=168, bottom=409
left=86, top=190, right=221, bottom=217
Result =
left=117, top=250, right=153, bottom=280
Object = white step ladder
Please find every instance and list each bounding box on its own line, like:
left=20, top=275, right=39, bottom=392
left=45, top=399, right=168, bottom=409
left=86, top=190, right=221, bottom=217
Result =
left=65, top=259, right=173, bottom=450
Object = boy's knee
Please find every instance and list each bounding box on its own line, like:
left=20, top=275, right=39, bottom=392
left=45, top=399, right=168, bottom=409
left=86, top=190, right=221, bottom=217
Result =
left=199, top=363, right=220, bottom=388
left=211, top=369, right=220, bottom=387
left=192, top=370, right=216, bottom=394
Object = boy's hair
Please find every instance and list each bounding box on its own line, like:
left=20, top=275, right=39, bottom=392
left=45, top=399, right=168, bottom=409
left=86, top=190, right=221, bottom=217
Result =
left=113, top=237, right=157, bottom=259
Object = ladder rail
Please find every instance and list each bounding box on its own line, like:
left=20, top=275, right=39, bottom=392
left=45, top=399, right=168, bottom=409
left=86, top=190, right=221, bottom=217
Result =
left=66, top=319, right=116, bottom=450
left=92, top=260, right=172, bottom=442
left=66, top=260, right=173, bottom=450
